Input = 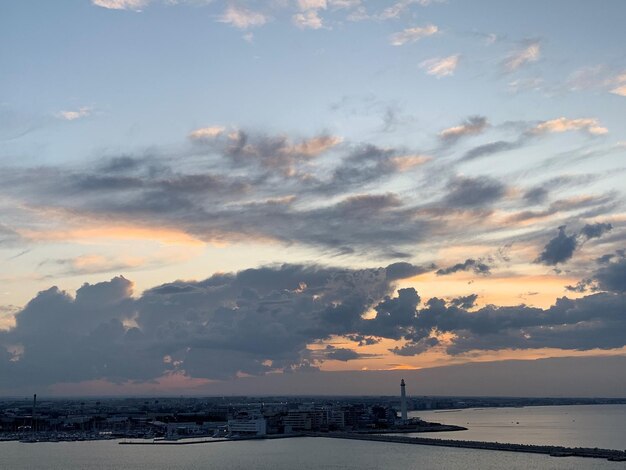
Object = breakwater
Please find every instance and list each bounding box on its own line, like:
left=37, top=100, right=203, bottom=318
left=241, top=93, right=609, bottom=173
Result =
left=323, top=433, right=626, bottom=461
left=118, top=434, right=305, bottom=445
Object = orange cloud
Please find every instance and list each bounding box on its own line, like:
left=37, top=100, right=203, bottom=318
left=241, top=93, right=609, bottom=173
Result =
left=19, top=225, right=205, bottom=246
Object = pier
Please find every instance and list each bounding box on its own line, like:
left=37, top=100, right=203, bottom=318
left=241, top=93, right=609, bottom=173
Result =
left=118, top=429, right=626, bottom=461
left=322, top=433, right=626, bottom=462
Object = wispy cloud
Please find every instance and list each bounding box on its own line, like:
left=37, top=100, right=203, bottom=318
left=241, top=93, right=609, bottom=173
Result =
left=56, top=107, right=92, bottom=121
left=293, top=10, right=324, bottom=29
left=389, top=24, right=438, bottom=46
left=219, top=5, right=268, bottom=29
left=610, top=84, right=626, bottom=97
left=503, top=41, right=541, bottom=72
left=379, top=0, right=441, bottom=20
left=420, top=54, right=460, bottom=77
left=188, top=126, right=226, bottom=140
left=91, top=0, right=148, bottom=10
left=439, top=115, right=488, bottom=143
left=298, top=0, right=327, bottom=10
left=285, top=135, right=342, bottom=156
left=531, top=117, right=608, bottom=136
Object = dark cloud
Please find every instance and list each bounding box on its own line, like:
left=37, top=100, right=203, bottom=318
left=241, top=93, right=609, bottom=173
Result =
left=536, top=226, right=577, bottom=265
left=436, top=259, right=491, bottom=276
left=536, top=223, right=614, bottom=266
left=0, top=264, right=397, bottom=387
left=580, top=222, right=613, bottom=240
left=594, top=258, right=626, bottom=293
left=523, top=186, right=549, bottom=204
left=391, top=337, right=439, bottom=356
left=449, top=294, right=478, bottom=309
left=3, top=261, right=626, bottom=389
left=596, top=253, right=615, bottom=264
left=507, top=194, right=616, bottom=224
left=565, top=278, right=596, bottom=293
left=345, top=334, right=381, bottom=346
left=98, top=156, right=142, bottom=173
left=461, top=140, right=521, bottom=162
left=443, top=176, right=506, bottom=208
left=400, top=291, right=626, bottom=355
left=385, top=262, right=430, bottom=281
left=319, top=346, right=380, bottom=362
left=361, top=288, right=421, bottom=339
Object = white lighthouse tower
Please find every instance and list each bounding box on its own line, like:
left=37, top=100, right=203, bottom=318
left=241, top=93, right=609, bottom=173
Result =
left=400, top=379, right=408, bottom=422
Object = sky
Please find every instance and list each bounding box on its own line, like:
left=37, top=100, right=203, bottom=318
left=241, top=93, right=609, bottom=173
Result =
left=0, top=0, right=625, bottom=397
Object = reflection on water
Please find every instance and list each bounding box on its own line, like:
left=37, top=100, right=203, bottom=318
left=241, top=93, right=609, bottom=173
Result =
left=412, top=404, right=626, bottom=450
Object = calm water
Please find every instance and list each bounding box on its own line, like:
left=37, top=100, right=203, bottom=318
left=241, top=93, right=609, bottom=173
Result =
left=413, top=404, right=626, bottom=450
left=0, top=436, right=623, bottom=470
left=1, top=405, right=625, bottom=469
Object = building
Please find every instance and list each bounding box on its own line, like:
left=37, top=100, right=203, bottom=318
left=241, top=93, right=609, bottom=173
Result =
left=227, top=417, right=267, bottom=436
left=400, top=379, right=408, bottom=422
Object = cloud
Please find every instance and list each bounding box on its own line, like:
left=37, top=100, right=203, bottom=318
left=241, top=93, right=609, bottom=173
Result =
left=293, top=10, right=324, bottom=29
left=523, top=186, right=549, bottom=204
left=448, top=294, right=478, bottom=309
left=56, top=107, right=91, bottom=121
left=610, top=85, right=626, bottom=96
left=459, top=116, right=608, bottom=163
left=442, top=176, right=506, bottom=208
left=41, top=254, right=144, bottom=276
left=219, top=6, right=268, bottom=29
left=580, top=222, right=613, bottom=240
left=439, top=116, right=488, bottom=143
left=503, top=41, right=541, bottom=72
left=385, top=262, right=430, bottom=281
left=531, top=117, right=608, bottom=136
left=436, top=259, right=491, bottom=276
left=595, top=258, right=626, bottom=293
left=389, top=24, right=438, bottom=46
left=329, top=0, right=360, bottom=8
left=378, top=0, right=439, bottom=20
left=508, top=77, right=544, bottom=94
left=565, top=278, right=596, bottom=294
left=4, top=260, right=626, bottom=389
left=389, top=154, right=430, bottom=171
left=293, top=0, right=328, bottom=29
left=401, top=291, right=626, bottom=355
left=188, top=126, right=226, bottom=140
left=318, top=345, right=379, bottom=362
left=0, top=224, right=23, bottom=247
left=298, top=0, right=327, bottom=10
left=419, top=54, right=460, bottom=78
left=91, top=0, right=148, bottom=10
left=566, top=67, right=626, bottom=96
left=0, top=263, right=400, bottom=386
left=287, top=135, right=342, bottom=156
left=461, top=140, right=521, bottom=161
left=536, top=226, right=577, bottom=265
left=0, top=129, right=442, bottom=256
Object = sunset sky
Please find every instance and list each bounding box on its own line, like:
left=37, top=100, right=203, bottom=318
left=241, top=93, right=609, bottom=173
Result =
left=1, top=0, right=625, bottom=396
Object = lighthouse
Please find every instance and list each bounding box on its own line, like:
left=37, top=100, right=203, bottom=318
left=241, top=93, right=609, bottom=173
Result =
left=400, top=379, right=408, bottom=422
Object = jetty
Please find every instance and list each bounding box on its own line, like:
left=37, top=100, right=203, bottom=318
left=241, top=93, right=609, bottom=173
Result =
left=119, top=429, right=626, bottom=462
left=322, top=433, right=626, bottom=462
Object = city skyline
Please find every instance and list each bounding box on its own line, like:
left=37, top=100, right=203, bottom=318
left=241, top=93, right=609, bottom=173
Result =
left=1, top=0, right=625, bottom=396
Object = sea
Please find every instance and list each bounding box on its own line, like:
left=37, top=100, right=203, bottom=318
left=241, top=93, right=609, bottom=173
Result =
left=0, top=405, right=624, bottom=469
